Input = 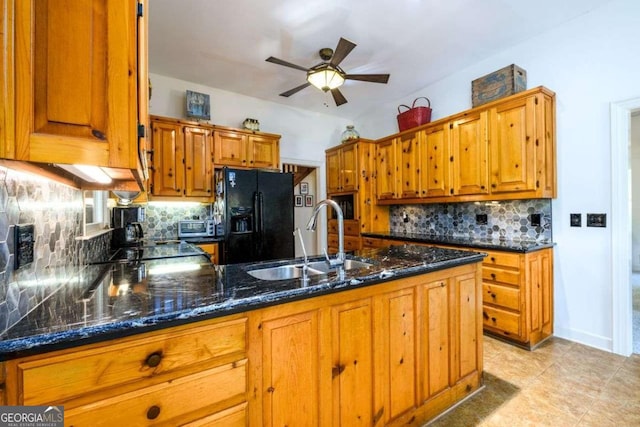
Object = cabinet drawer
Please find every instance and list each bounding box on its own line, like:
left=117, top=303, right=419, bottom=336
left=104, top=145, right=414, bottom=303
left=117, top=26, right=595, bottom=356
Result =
left=483, top=266, right=520, bottom=286
left=19, top=318, right=247, bottom=405
left=328, top=219, right=360, bottom=236
left=180, top=402, right=247, bottom=427
left=483, top=306, right=520, bottom=336
left=483, top=283, right=520, bottom=311
left=482, top=251, right=520, bottom=269
left=362, top=237, right=390, bottom=248
left=329, top=234, right=362, bottom=250
left=65, top=360, right=247, bottom=427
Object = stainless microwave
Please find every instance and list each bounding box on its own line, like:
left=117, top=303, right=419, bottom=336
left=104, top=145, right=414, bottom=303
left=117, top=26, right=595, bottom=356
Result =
left=177, top=219, right=215, bottom=238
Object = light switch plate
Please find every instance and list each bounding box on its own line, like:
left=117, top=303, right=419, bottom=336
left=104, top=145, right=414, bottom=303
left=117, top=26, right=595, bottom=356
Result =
left=476, top=214, right=488, bottom=225
left=570, top=213, right=582, bottom=227
left=586, top=213, right=606, bottom=227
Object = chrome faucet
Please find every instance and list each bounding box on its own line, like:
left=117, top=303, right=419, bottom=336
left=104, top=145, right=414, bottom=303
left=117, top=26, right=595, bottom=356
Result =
left=306, top=199, right=345, bottom=267
left=295, top=227, right=310, bottom=283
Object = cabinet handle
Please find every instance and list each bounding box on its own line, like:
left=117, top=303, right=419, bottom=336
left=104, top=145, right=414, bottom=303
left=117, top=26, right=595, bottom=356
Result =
left=482, top=311, right=489, bottom=320
left=176, top=189, right=181, bottom=193
left=490, top=257, right=496, bottom=262
left=146, top=405, right=161, bottom=420
left=145, top=352, right=163, bottom=368
left=491, top=273, right=496, bottom=280
left=491, top=293, right=496, bottom=299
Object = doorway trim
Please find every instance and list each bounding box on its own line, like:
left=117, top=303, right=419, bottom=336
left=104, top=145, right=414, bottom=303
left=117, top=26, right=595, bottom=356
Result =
left=611, top=97, right=640, bottom=356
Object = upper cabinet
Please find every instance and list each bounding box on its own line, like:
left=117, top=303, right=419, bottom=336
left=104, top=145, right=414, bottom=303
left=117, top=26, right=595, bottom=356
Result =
left=213, top=127, right=280, bottom=171
left=326, top=142, right=358, bottom=193
left=9, top=0, right=148, bottom=189
left=149, top=116, right=213, bottom=202
left=374, top=86, right=556, bottom=204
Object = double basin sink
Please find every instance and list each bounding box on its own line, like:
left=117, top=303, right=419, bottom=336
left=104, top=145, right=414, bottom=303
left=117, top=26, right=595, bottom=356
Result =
left=247, top=258, right=373, bottom=281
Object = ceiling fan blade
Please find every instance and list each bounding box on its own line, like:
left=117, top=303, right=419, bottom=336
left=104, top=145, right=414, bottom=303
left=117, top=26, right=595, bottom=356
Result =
left=344, top=74, right=390, bottom=84
left=329, top=38, right=356, bottom=67
left=279, top=82, right=311, bottom=97
left=331, top=88, right=348, bottom=106
left=266, top=56, right=309, bottom=72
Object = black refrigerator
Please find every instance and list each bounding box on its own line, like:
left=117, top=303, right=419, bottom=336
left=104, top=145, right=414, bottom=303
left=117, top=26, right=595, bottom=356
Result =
left=221, top=168, right=294, bottom=264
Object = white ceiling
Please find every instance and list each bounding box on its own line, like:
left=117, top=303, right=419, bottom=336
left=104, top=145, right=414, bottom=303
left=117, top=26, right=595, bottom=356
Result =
left=149, top=0, right=608, bottom=119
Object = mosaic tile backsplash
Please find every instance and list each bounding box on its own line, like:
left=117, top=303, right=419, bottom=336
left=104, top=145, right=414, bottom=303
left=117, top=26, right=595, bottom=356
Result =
left=389, top=199, right=552, bottom=241
left=142, top=204, right=212, bottom=241
left=0, top=165, right=88, bottom=336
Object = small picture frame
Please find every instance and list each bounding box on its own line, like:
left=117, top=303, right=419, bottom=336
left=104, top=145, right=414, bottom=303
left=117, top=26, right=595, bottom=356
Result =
left=186, top=90, right=211, bottom=120
left=300, top=182, right=309, bottom=195
left=304, top=195, right=314, bottom=207
left=294, top=195, right=303, bottom=207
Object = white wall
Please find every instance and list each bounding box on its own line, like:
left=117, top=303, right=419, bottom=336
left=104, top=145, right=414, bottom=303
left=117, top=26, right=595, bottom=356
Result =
left=632, top=114, right=640, bottom=271
left=356, top=0, right=640, bottom=352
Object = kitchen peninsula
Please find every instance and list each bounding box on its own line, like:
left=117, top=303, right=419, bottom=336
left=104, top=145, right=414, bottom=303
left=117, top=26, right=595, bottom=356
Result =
left=0, top=244, right=485, bottom=426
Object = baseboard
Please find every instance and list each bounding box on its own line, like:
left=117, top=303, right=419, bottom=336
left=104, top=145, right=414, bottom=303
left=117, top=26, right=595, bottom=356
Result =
left=554, top=326, right=613, bottom=353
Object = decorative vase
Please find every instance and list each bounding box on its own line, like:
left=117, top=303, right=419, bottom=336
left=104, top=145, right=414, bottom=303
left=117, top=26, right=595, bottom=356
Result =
left=341, top=125, right=360, bottom=143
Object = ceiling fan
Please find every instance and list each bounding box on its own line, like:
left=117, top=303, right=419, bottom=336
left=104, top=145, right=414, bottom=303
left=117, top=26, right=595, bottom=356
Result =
left=265, top=37, right=390, bottom=106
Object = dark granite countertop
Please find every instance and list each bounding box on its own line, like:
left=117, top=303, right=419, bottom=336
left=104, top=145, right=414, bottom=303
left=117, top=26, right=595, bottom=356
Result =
left=0, top=245, right=484, bottom=361
left=362, top=232, right=554, bottom=253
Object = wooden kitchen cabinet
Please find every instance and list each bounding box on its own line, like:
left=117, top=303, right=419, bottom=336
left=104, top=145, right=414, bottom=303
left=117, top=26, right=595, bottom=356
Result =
left=148, top=116, right=214, bottom=202
left=481, top=248, right=553, bottom=349
left=326, top=142, right=358, bottom=193
left=326, top=139, right=389, bottom=254
left=450, top=110, right=490, bottom=196
left=374, top=86, right=556, bottom=204
left=213, top=127, right=280, bottom=170
left=396, top=130, right=422, bottom=199
left=196, top=243, right=219, bottom=264
left=420, top=122, right=451, bottom=198
left=374, top=137, right=397, bottom=200
left=3, top=317, right=249, bottom=425
left=247, top=261, right=483, bottom=426
left=10, top=0, right=148, bottom=189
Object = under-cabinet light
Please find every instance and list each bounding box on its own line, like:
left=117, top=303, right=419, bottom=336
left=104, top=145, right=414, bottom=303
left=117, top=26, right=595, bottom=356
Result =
left=57, top=164, right=113, bottom=184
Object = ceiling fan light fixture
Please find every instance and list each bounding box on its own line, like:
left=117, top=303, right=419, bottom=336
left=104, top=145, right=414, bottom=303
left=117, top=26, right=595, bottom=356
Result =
left=307, top=64, right=345, bottom=92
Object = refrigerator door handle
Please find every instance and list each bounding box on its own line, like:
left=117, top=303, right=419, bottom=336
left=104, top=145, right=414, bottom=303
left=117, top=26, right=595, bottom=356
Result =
left=258, top=192, right=265, bottom=234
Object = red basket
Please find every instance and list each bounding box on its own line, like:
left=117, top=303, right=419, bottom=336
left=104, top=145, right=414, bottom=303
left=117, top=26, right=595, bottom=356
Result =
left=397, top=97, right=432, bottom=131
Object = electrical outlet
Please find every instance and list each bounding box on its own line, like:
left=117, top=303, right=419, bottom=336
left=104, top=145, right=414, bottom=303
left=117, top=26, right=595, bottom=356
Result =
left=570, top=214, right=582, bottom=227
left=15, top=224, right=35, bottom=269
left=586, top=213, right=606, bottom=227
left=475, top=214, right=488, bottom=225
left=530, top=213, right=541, bottom=227
left=402, top=212, right=409, bottom=223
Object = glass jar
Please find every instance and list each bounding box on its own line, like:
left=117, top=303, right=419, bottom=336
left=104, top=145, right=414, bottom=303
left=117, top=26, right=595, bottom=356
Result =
left=341, top=125, right=360, bottom=143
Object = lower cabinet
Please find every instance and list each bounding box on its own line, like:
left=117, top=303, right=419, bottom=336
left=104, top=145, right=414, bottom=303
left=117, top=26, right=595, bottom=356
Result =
left=247, top=262, right=483, bottom=426
left=196, top=242, right=219, bottom=264
left=2, top=317, right=248, bottom=426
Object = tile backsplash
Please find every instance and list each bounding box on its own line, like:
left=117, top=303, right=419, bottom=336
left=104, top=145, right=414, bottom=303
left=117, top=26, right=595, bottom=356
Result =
left=143, top=204, right=211, bottom=241
left=0, top=165, right=88, bottom=335
left=390, top=199, right=552, bottom=241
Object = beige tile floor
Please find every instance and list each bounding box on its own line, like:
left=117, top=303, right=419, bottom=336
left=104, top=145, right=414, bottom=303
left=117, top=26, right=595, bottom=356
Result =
left=427, top=336, right=640, bottom=426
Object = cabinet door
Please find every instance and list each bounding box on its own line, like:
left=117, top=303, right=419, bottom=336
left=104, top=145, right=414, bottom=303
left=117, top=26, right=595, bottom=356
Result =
left=326, top=149, right=341, bottom=193
left=214, top=130, right=247, bottom=167
left=420, top=123, right=450, bottom=198
left=184, top=126, right=213, bottom=198
left=331, top=299, right=374, bottom=427
left=249, top=134, right=279, bottom=169
left=261, top=311, right=320, bottom=426
left=451, top=272, right=481, bottom=383
left=340, top=143, right=358, bottom=192
left=375, top=289, right=416, bottom=423
left=526, top=249, right=553, bottom=343
left=375, top=138, right=396, bottom=200
left=450, top=112, right=489, bottom=196
left=14, top=0, right=140, bottom=170
left=396, top=131, right=421, bottom=199
left=150, top=121, right=184, bottom=197
left=489, top=96, right=536, bottom=193
left=419, top=279, right=451, bottom=402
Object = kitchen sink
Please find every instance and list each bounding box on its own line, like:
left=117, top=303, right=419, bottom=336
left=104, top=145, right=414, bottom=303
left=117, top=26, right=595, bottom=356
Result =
left=247, top=264, right=325, bottom=281
left=247, top=259, right=374, bottom=281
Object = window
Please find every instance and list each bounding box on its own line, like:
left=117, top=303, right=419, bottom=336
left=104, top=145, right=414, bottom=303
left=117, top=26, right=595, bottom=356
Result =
left=83, top=190, right=109, bottom=235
